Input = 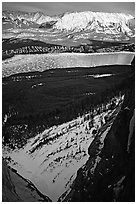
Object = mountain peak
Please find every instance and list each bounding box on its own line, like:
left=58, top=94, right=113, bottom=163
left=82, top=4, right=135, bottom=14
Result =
left=2, top=10, right=135, bottom=42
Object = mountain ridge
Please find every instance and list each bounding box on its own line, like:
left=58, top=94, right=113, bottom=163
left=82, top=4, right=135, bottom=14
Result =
left=3, top=10, right=134, bottom=32
left=2, top=10, right=135, bottom=44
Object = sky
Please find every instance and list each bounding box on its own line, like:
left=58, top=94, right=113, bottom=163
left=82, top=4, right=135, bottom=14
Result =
left=2, top=2, right=135, bottom=16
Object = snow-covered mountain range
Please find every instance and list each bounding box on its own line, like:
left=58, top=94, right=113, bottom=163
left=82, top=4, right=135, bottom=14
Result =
left=54, top=12, right=134, bottom=35
left=2, top=10, right=59, bottom=26
left=2, top=10, right=135, bottom=42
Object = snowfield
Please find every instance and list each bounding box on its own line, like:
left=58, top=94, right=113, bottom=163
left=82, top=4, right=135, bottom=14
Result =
left=3, top=95, right=124, bottom=201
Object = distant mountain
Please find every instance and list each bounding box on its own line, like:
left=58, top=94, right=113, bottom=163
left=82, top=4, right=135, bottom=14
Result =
left=2, top=10, right=135, bottom=43
left=2, top=10, right=59, bottom=28
left=55, top=12, right=134, bottom=35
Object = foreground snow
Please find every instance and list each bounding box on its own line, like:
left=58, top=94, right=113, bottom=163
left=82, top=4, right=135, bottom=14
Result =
left=3, top=95, right=124, bottom=201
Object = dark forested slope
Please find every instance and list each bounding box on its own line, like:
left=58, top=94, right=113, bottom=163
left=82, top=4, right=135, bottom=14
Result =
left=61, top=62, right=135, bottom=202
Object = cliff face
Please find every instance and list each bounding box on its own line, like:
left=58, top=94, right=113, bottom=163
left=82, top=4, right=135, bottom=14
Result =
left=2, top=160, right=52, bottom=202
left=62, top=68, right=135, bottom=202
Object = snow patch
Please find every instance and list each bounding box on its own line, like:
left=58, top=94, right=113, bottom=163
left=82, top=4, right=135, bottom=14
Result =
left=90, top=74, right=113, bottom=78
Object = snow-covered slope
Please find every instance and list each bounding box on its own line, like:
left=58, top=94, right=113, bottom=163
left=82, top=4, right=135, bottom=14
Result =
left=2, top=160, right=51, bottom=201
left=54, top=11, right=134, bottom=35
left=3, top=95, right=124, bottom=201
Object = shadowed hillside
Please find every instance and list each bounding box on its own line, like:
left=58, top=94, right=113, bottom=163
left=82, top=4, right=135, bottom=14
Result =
left=61, top=62, right=135, bottom=202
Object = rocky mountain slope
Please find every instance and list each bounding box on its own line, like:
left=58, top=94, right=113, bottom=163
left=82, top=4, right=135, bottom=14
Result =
left=2, top=10, right=59, bottom=26
left=61, top=63, right=135, bottom=202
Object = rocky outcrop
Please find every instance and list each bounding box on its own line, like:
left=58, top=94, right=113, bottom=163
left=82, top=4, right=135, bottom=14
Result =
left=39, top=21, right=57, bottom=29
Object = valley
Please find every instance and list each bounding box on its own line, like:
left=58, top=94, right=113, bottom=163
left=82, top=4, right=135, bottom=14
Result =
left=2, top=5, right=135, bottom=202
left=3, top=63, right=134, bottom=201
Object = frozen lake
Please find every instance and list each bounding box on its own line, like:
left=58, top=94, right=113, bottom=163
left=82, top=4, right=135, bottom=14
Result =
left=2, top=52, right=134, bottom=77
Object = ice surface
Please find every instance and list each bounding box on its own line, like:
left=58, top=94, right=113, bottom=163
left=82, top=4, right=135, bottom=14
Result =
left=2, top=52, right=134, bottom=77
